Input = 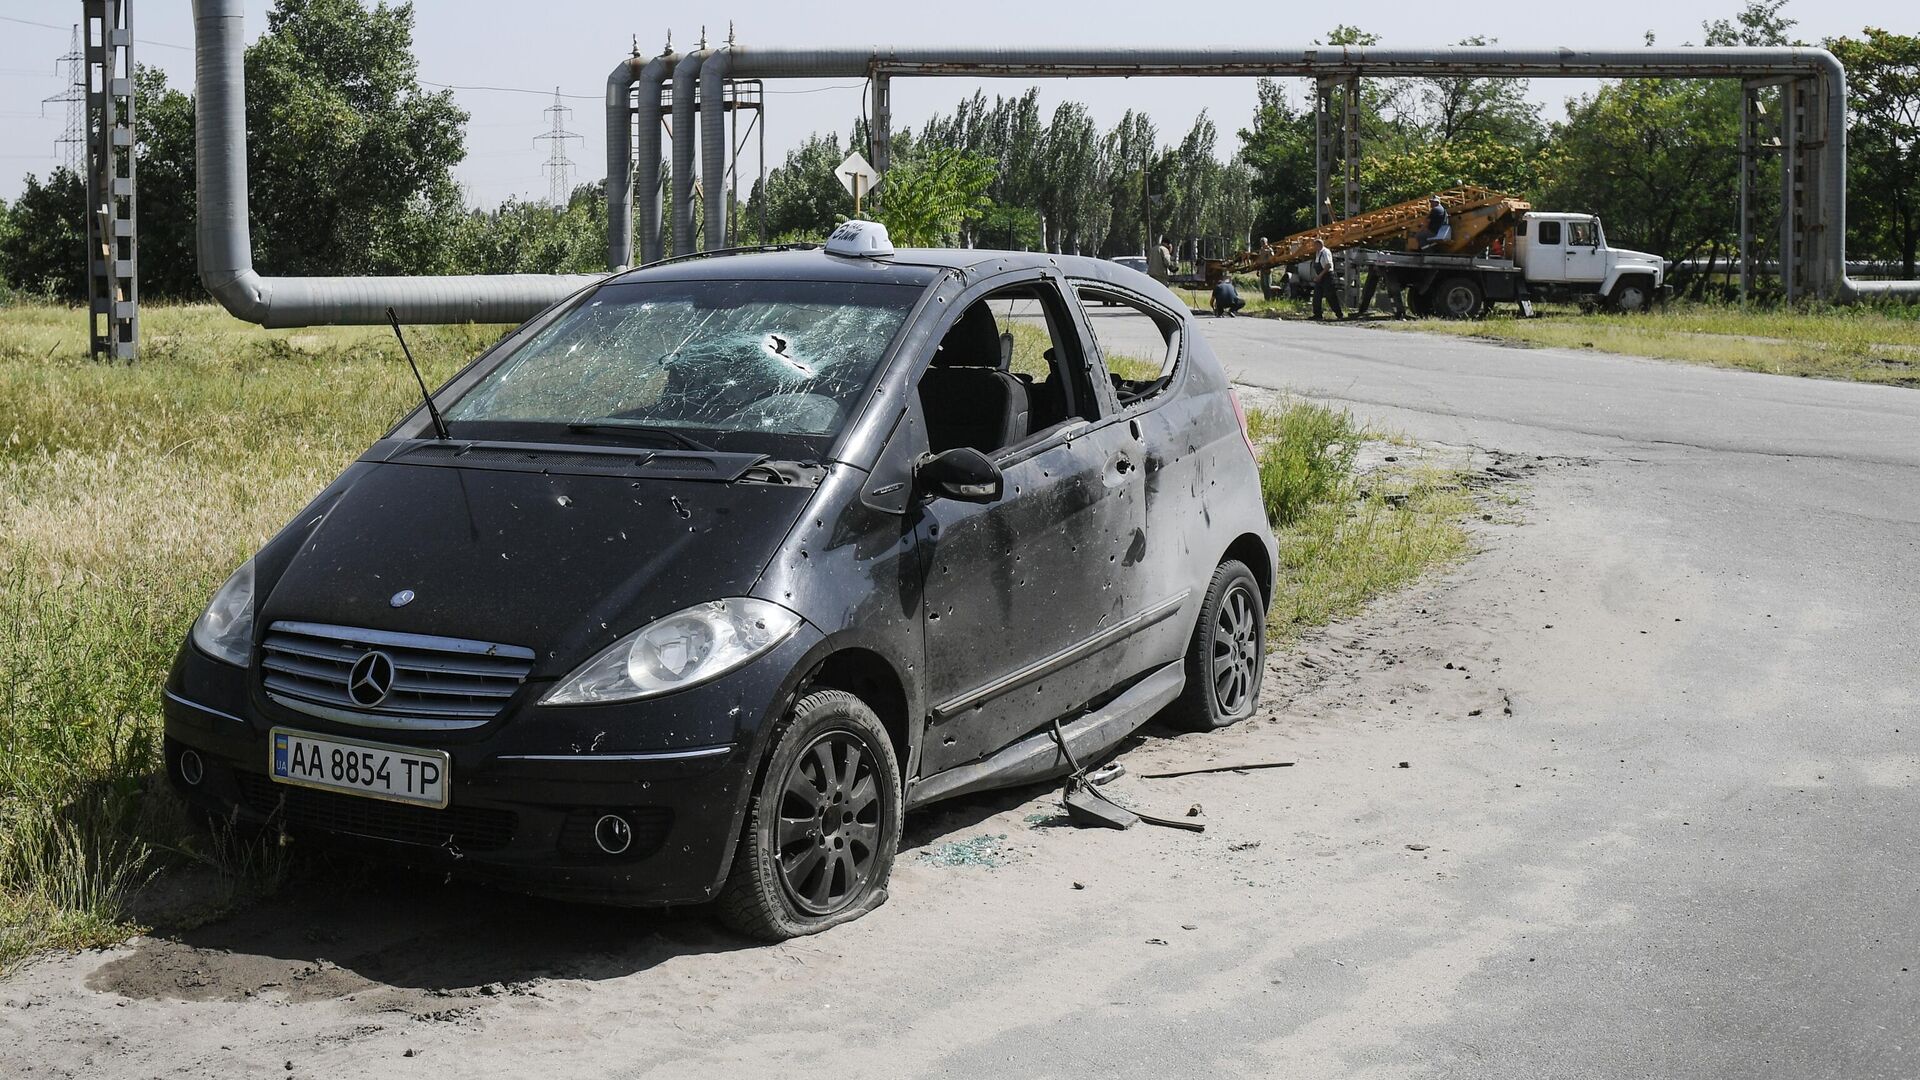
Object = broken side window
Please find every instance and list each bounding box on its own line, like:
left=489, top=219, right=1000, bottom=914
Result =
left=918, top=284, right=1096, bottom=458
left=1071, top=285, right=1179, bottom=407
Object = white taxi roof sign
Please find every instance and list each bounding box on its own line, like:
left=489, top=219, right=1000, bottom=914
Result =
left=825, top=219, right=895, bottom=258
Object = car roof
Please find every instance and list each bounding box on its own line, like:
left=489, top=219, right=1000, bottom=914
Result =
left=609, top=247, right=1183, bottom=307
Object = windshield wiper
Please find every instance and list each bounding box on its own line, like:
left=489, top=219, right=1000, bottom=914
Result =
left=565, top=419, right=717, bottom=453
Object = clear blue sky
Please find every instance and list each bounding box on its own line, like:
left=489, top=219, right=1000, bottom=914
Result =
left=0, top=0, right=1911, bottom=207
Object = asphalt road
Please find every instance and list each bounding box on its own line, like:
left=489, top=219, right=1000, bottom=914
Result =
left=1212, top=316, right=1920, bottom=1077
left=4, top=318, right=1915, bottom=1078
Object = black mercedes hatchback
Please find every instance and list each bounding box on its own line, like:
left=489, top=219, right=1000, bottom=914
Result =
left=163, top=222, right=1278, bottom=939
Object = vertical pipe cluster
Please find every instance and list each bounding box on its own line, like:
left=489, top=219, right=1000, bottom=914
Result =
left=606, top=49, right=679, bottom=270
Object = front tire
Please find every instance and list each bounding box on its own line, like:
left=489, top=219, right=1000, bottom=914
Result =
left=1610, top=277, right=1653, bottom=313
left=715, top=689, right=902, bottom=941
left=1164, top=560, right=1267, bottom=731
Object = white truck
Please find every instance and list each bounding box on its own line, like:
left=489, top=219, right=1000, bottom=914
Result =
left=1364, top=212, right=1669, bottom=319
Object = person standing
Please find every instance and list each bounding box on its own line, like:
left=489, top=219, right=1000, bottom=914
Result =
left=1310, top=238, right=1345, bottom=321
left=1255, top=236, right=1275, bottom=299
left=1147, top=235, right=1170, bottom=284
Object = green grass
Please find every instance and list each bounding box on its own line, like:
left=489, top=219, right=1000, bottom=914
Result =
left=0, top=303, right=1473, bottom=971
left=0, top=302, right=499, bottom=972
left=1245, top=401, right=1473, bottom=641
left=1381, top=298, right=1920, bottom=385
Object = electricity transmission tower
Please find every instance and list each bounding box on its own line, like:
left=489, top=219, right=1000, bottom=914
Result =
left=534, top=88, right=583, bottom=208
left=43, top=25, right=85, bottom=172
left=83, top=0, right=139, bottom=360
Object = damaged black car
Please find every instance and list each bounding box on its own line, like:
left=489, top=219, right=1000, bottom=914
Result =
left=163, top=222, right=1278, bottom=939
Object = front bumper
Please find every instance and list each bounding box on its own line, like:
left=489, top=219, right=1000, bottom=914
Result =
left=162, top=627, right=821, bottom=906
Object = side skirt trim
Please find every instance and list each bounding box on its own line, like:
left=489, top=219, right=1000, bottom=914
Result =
left=907, top=659, right=1185, bottom=809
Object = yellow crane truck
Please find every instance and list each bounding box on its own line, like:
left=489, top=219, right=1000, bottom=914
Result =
left=1210, top=186, right=1669, bottom=318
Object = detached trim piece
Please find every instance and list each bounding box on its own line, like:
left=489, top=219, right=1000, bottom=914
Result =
left=931, top=591, right=1189, bottom=720
left=910, top=660, right=1186, bottom=808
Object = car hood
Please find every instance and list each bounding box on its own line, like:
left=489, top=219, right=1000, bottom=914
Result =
left=256, top=459, right=814, bottom=678
left=1612, top=248, right=1665, bottom=271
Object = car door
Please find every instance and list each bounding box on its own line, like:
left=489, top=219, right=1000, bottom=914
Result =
left=1562, top=218, right=1607, bottom=283
left=914, top=273, right=1142, bottom=776
left=1066, top=280, right=1195, bottom=676
left=1527, top=218, right=1567, bottom=283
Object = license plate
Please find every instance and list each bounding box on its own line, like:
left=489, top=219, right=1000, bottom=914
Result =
left=270, top=728, right=450, bottom=809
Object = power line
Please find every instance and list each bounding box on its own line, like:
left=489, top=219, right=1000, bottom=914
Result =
left=0, top=13, right=188, bottom=50
left=424, top=80, right=599, bottom=101
left=764, top=82, right=868, bottom=95
left=421, top=77, right=869, bottom=102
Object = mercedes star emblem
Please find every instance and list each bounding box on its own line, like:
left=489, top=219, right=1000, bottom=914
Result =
left=346, top=650, right=396, bottom=708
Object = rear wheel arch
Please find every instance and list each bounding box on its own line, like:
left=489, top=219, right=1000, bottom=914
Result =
left=1223, top=532, right=1274, bottom=606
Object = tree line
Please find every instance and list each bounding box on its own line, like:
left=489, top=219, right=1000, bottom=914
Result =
left=0, top=0, right=1913, bottom=304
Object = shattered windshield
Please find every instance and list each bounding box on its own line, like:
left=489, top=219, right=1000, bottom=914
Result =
left=445, top=279, right=921, bottom=454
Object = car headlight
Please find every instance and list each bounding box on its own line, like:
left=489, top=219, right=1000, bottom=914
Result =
left=541, top=598, right=802, bottom=705
left=191, top=558, right=256, bottom=667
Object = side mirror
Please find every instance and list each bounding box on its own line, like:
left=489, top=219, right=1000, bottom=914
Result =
left=915, top=447, right=1004, bottom=504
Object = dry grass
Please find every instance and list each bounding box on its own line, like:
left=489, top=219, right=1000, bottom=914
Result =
left=0, top=302, right=499, bottom=971
left=1380, top=299, right=1920, bottom=385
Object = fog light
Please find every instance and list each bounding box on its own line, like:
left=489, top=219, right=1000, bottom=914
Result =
left=178, top=749, right=205, bottom=787
left=593, top=814, right=633, bottom=855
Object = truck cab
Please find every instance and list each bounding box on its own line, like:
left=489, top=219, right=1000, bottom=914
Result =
left=1514, top=213, right=1666, bottom=310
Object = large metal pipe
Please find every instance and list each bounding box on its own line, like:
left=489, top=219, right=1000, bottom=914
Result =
left=648, top=44, right=1915, bottom=301
left=605, top=49, right=678, bottom=269
left=192, top=0, right=600, bottom=327
left=669, top=50, right=707, bottom=256
left=699, top=50, right=733, bottom=251
left=604, top=56, right=640, bottom=272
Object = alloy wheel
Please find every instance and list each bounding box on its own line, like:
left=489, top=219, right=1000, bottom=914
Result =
left=775, top=730, right=884, bottom=916
left=1212, top=583, right=1260, bottom=716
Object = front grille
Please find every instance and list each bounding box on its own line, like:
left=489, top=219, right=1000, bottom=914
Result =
left=235, top=772, right=517, bottom=852
left=261, top=621, right=535, bottom=730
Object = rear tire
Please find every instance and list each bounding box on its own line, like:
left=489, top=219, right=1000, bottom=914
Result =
left=1164, top=560, right=1267, bottom=732
left=1431, top=275, right=1486, bottom=319
left=715, top=689, right=902, bottom=941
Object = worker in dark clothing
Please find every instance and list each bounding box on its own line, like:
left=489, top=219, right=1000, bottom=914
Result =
left=1309, top=238, right=1345, bottom=321
left=1211, top=277, right=1246, bottom=317
left=1416, top=196, right=1452, bottom=249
